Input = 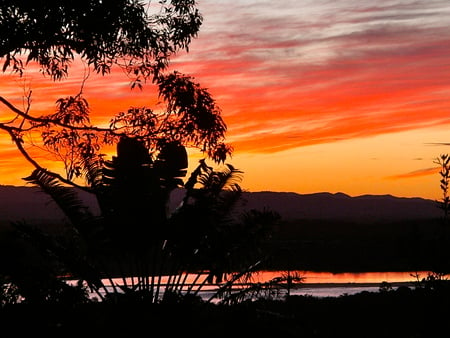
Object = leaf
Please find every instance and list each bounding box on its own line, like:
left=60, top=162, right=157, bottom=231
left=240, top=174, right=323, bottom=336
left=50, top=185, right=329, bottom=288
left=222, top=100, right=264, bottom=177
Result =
left=2, top=53, right=10, bottom=72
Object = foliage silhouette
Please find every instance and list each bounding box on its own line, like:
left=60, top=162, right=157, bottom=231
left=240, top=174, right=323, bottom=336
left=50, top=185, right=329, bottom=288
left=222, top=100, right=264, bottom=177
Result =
left=5, top=139, right=280, bottom=305
left=435, top=154, right=450, bottom=220
left=431, top=154, right=450, bottom=274
left=0, top=0, right=280, bottom=305
left=0, top=0, right=231, bottom=187
left=0, top=0, right=202, bottom=85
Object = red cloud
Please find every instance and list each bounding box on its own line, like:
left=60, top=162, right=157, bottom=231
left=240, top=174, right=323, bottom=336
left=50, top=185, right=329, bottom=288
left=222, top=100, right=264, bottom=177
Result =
left=2, top=0, right=450, bottom=157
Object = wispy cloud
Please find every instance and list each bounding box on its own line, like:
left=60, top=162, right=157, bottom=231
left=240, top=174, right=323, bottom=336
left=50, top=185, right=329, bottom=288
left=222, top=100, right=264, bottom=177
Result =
left=173, top=0, right=450, bottom=153
left=385, top=166, right=440, bottom=180
left=2, top=0, right=450, bottom=156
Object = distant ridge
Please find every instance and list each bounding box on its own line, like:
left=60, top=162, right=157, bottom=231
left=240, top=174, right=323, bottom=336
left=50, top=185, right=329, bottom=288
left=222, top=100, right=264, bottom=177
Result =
left=0, top=185, right=100, bottom=223
left=0, top=185, right=442, bottom=224
left=238, top=191, right=441, bottom=223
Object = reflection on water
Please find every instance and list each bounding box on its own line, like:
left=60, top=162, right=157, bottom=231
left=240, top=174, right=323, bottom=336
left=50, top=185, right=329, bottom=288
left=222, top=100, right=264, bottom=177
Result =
left=291, top=286, right=381, bottom=297
left=224, top=270, right=428, bottom=298
left=73, top=270, right=429, bottom=300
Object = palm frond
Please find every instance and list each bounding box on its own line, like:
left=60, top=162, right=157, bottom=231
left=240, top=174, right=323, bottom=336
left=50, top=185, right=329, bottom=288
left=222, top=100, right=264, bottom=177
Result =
left=23, top=169, right=94, bottom=236
left=155, top=142, right=188, bottom=188
left=11, top=220, right=105, bottom=297
left=196, top=163, right=243, bottom=194
left=219, top=164, right=244, bottom=191
left=81, top=154, right=104, bottom=189
left=184, top=159, right=211, bottom=192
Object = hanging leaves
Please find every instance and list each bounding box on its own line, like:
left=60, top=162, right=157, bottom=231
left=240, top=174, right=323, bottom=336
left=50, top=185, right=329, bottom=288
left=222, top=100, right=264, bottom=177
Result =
left=0, top=0, right=203, bottom=82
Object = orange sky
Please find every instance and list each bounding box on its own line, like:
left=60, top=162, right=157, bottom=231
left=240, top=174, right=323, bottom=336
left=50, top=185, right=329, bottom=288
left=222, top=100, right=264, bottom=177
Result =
left=1, top=0, right=450, bottom=200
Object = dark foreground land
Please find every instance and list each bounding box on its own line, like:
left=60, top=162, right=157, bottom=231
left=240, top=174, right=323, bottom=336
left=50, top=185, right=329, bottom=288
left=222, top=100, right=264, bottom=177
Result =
left=1, top=282, right=450, bottom=337
left=1, top=196, right=450, bottom=336
left=2, top=224, right=450, bottom=337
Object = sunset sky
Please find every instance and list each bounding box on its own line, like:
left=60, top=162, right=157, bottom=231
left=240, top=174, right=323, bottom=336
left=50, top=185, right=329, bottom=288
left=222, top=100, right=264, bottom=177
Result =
left=1, top=0, right=450, bottom=200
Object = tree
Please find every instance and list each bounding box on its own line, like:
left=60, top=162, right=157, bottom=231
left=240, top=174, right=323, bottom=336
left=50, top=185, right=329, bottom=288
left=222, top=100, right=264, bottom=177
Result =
left=6, top=147, right=279, bottom=304
left=0, top=0, right=232, bottom=189
left=435, top=154, right=450, bottom=220
left=0, top=0, right=279, bottom=305
left=432, top=154, right=450, bottom=274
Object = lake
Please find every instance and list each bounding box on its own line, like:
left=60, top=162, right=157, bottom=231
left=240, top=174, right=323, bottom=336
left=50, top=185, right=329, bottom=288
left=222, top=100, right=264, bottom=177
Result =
left=249, top=270, right=427, bottom=297
left=78, top=270, right=429, bottom=301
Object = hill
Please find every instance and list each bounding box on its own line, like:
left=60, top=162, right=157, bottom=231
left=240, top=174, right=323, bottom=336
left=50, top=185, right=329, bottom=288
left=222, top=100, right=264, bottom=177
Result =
left=0, top=185, right=100, bottom=223
left=0, top=185, right=447, bottom=272
left=0, top=185, right=442, bottom=224
left=238, top=191, right=442, bottom=223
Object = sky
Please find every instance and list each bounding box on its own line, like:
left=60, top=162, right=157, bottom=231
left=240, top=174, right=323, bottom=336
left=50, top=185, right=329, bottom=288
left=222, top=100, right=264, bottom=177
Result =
left=1, top=0, right=450, bottom=200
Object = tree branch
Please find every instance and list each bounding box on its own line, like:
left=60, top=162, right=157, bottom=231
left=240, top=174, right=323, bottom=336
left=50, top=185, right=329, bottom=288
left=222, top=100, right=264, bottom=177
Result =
left=0, top=96, right=117, bottom=135
left=0, top=122, right=92, bottom=193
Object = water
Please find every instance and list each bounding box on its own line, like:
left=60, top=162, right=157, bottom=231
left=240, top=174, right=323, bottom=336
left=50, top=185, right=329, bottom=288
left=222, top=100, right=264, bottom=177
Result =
left=213, top=270, right=426, bottom=298
left=74, top=270, right=428, bottom=301
left=289, top=285, right=382, bottom=297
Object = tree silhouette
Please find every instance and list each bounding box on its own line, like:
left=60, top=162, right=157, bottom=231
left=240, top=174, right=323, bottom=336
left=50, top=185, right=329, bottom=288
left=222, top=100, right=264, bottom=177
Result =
left=0, top=0, right=280, bottom=305
left=10, top=145, right=279, bottom=304
left=435, top=154, right=450, bottom=220
left=0, top=0, right=230, bottom=186
left=432, top=154, right=450, bottom=274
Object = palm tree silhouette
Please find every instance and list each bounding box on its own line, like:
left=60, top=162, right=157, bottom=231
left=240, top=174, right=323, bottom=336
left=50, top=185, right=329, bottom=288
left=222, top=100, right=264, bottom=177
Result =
left=10, top=136, right=279, bottom=304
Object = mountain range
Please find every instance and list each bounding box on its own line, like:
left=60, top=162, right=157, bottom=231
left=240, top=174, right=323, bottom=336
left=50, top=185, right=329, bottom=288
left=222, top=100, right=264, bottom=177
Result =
left=237, top=191, right=442, bottom=223
left=0, top=185, right=442, bottom=224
